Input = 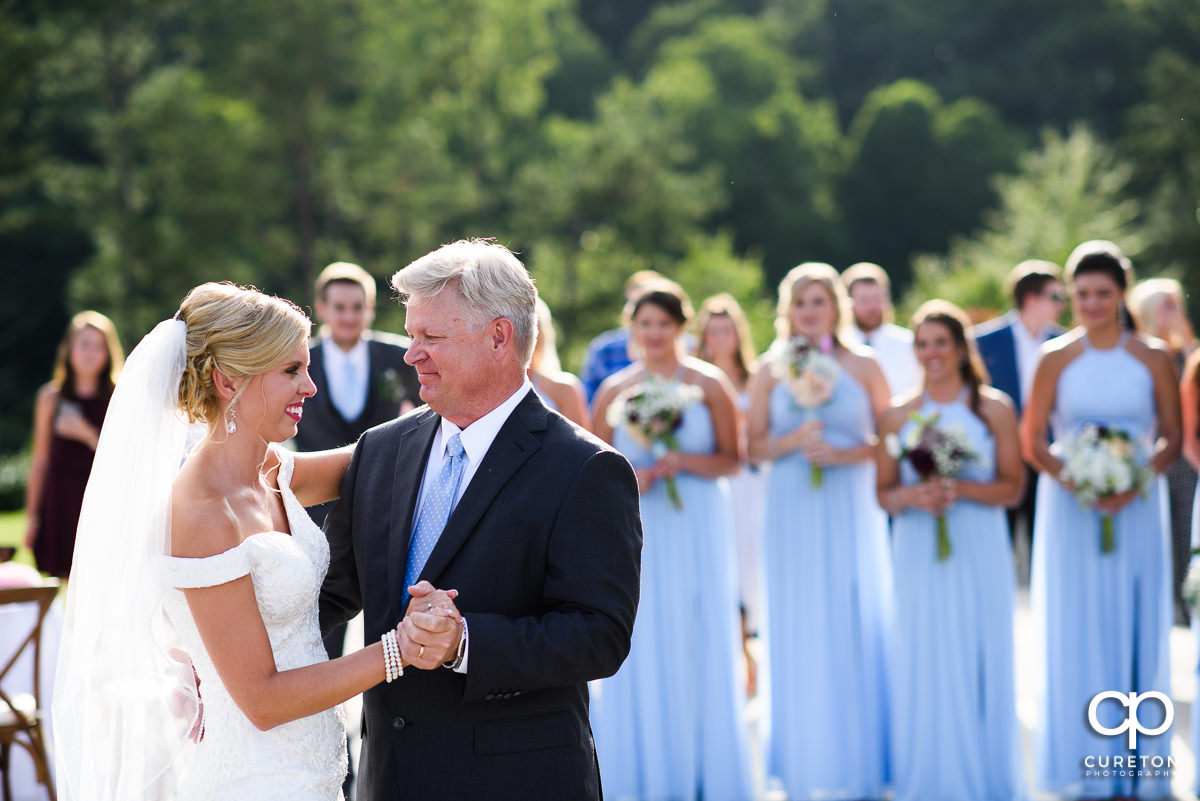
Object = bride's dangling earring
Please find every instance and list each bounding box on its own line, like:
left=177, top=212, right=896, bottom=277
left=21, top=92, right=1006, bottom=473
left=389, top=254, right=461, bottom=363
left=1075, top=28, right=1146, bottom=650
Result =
left=226, top=405, right=238, bottom=435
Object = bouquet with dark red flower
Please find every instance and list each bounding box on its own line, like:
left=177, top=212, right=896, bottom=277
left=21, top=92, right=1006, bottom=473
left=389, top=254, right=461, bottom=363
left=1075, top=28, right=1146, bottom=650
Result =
left=606, top=375, right=704, bottom=509
left=885, top=412, right=977, bottom=562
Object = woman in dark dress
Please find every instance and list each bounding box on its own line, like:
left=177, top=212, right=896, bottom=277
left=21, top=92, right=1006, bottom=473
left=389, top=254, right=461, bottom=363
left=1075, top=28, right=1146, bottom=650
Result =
left=24, top=311, right=124, bottom=578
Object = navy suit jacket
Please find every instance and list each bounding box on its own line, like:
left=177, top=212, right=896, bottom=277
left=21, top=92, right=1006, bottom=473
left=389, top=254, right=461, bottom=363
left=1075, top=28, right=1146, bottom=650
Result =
left=293, top=331, right=420, bottom=452
left=319, top=390, right=643, bottom=800
left=973, top=314, right=1063, bottom=416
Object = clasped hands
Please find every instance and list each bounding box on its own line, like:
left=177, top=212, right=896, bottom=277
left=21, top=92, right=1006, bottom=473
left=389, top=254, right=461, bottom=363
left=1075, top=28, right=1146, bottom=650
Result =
left=907, top=478, right=958, bottom=515
left=776, top=419, right=836, bottom=466
left=1057, top=478, right=1139, bottom=516
left=395, top=580, right=463, bottom=670
left=635, top=450, right=683, bottom=493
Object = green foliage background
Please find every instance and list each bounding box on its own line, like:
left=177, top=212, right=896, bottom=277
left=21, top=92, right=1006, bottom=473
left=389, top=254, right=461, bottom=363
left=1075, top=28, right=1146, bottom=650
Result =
left=2, top=0, right=1198, bottom=464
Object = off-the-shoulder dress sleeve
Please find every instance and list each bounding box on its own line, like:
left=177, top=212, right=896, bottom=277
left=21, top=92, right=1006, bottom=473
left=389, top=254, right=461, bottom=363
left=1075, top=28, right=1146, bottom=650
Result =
left=163, top=541, right=255, bottom=589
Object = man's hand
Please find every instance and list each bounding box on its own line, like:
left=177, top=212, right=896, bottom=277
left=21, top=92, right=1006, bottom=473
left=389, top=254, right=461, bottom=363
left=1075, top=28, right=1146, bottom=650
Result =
left=404, top=581, right=459, bottom=618
left=400, top=582, right=463, bottom=669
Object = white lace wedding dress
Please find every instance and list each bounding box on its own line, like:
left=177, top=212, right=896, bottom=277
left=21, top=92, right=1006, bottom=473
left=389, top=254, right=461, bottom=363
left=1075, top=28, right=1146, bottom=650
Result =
left=161, top=447, right=347, bottom=800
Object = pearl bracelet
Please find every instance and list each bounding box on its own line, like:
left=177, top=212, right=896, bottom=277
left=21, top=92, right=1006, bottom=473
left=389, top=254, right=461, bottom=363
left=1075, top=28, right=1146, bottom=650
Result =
left=381, top=630, right=403, bottom=682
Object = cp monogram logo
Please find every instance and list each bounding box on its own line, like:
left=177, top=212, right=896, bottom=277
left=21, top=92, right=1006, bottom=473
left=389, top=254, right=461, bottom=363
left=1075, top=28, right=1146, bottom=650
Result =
left=1087, top=691, right=1174, bottom=749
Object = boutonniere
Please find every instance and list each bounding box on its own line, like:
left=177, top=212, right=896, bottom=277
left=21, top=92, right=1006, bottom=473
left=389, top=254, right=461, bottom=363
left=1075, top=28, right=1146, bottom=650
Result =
left=376, top=367, right=407, bottom=405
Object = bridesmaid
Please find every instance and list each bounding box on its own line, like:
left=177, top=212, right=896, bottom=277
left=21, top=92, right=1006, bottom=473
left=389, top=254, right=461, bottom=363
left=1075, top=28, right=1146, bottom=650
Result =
left=24, top=311, right=124, bottom=579
left=878, top=300, right=1025, bottom=801
left=695, top=293, right=767, bottom=693
left=591, top=279, right=755, bottom=801
left=1022, top=240, right=1180, bottom=799
left=529, top=297, right=590, bottom=429
left=747, top=262, right=893, bottom=799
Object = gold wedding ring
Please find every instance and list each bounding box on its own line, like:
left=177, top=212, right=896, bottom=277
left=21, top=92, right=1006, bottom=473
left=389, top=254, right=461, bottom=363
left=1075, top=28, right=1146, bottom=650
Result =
left=418, top=645, right=425, bottom=659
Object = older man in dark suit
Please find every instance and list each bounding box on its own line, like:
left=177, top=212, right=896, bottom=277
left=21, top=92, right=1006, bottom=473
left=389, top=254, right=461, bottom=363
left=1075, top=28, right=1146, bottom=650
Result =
left=319, top=239, right=643, bottom=801
left=974, top=259, right=1066, bottom=581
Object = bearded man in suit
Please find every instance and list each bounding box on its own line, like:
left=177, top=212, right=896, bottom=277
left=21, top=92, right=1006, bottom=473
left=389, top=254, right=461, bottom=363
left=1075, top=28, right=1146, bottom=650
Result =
left=319, top=239, right=643, bottom=800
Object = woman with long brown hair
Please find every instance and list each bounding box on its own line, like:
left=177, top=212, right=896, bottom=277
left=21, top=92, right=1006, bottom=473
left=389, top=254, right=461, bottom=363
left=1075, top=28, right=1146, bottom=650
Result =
left=1022, top=241, right=1180, bottom=799
left=694, top=293, right=765, bottom=690
left=591, top=279, right=754, bottom=801
left=24, top=311, right=124, bottom=578
left=877, top=300, right=1024, bottom=801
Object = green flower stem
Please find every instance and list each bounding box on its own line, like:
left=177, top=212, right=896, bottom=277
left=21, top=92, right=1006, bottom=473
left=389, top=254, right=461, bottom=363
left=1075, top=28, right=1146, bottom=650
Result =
left=1101, top=514, right=1115, bottom=554
left=936, top=514, right=951, bottom=562
left=660, top=432, right=684, bottom=510
left=811, top=464, right=823, bottom=488
left=665, top=477, right=682, bottom=510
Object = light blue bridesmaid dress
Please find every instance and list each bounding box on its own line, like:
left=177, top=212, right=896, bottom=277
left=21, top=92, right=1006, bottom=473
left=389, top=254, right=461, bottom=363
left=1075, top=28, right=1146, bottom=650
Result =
left=890, top=391, right=1024, bottom=801
left=763, top=370, right=893, bottom=799
left=591, top=384, right=755, bottom=801
left=1032, top=332, right=1173, bottom=799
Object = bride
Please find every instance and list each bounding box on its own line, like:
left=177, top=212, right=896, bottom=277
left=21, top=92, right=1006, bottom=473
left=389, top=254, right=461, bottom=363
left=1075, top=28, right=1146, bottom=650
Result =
left=53, top=283, right=446, bottom=800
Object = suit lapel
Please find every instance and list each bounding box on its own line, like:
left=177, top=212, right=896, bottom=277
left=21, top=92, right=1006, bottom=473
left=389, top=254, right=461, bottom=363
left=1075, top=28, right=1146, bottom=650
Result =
left=361, top=338, right=381, bottom=423
left=387, top=412, right=439, bottom=618
left=996, top=324, right=1019, bottom=404
left=416, top=391, right=547, bottom=594
left=309, top=344, right=330, bottom=401
left=311, top=346, right=348, bottom=432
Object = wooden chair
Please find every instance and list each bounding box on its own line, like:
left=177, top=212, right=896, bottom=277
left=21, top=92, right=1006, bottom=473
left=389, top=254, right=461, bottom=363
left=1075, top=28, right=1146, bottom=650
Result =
left=0, top=582, right=60, bottom=801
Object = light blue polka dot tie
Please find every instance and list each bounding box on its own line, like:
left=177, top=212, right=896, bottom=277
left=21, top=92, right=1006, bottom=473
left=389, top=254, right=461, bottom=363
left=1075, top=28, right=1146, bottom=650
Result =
left=403, top=433, right=466, bottom=603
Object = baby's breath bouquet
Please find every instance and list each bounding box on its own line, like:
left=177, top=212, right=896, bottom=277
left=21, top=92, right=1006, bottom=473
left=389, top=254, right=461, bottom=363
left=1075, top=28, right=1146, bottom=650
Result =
left=606, top=375, right=704, bottom=509
left=1054, top=424, right=1152, bottom=554
left=884, top=412, right=977, bottom=562
left=771, top=335, right=840, bottom=487
left=1182, top=549, right=1200, bottom=616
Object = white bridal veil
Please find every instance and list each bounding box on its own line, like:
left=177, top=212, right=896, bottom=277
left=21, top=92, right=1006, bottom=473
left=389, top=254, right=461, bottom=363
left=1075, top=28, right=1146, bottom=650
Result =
left=53, top=318, right=199, bottom=801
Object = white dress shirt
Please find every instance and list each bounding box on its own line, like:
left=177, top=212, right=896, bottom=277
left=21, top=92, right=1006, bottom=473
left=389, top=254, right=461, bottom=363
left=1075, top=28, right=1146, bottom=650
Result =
left=845, top=323, right=922, bottom=397
left=1009, top=311, right=1051, bottom=406
left=322, top=337, right=369, bottom=421
left=413, top=378, right=533, bottom=673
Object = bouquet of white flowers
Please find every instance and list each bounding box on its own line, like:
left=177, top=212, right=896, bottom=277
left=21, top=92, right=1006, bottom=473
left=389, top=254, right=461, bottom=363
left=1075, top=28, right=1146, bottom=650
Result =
left=771, top=335, right=841, bottom=487
left=1055, top=424, right=1152, bottom=554
left=1183, top=550, right=1200, bottom=617
left=885, top=412, right=977, bottom=562
left=606, top=375, right=704, bottom=509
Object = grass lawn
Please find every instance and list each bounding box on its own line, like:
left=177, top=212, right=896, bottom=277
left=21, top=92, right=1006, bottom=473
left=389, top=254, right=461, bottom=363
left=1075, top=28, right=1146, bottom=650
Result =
left=0, top=509, right=36, bottom=567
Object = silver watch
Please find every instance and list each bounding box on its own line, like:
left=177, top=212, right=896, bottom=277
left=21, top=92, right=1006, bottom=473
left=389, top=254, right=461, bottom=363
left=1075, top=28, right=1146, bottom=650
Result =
left=442, top=623, right=467, bottom=670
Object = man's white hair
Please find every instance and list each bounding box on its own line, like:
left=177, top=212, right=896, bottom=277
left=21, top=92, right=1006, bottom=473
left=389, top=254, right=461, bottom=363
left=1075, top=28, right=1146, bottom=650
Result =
left=392, top=239, right=538, bottom=367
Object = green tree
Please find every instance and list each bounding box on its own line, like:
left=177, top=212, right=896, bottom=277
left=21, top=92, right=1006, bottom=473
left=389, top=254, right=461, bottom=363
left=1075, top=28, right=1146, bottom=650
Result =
left=644, top=16, right=843, bottom=285
left=1123, top=42, right=1200, bottom=315
left=510, top=70, right=732, bottom=364
left=816, top=0, right=1157, bottom=137
left=903, top=125, right=1145, bottom=320
left=838, top=79, right=1021, bottom=291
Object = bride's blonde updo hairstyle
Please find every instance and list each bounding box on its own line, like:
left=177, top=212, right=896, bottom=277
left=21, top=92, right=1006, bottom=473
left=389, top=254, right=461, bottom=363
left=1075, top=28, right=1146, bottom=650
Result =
left=176, top=282, right=310, bottom=425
